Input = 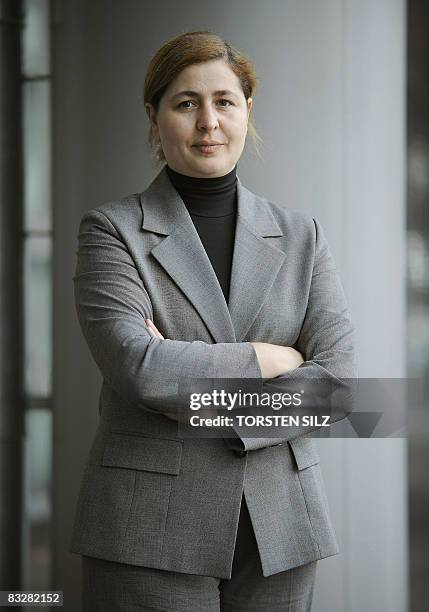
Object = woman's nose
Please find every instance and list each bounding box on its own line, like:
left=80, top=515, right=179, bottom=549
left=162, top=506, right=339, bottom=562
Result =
left=196, top=104, right=219, bottom=132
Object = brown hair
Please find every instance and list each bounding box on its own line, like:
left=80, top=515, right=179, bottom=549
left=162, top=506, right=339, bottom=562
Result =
left=143, top=30, right=263, bottom=163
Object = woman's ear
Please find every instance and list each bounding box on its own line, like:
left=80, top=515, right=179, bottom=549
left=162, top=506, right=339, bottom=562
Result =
left=145, top=103, right=158, bottom=136
left=247, top=97, right=253, bottom=119
left=144, top=102, right=153, bottom=119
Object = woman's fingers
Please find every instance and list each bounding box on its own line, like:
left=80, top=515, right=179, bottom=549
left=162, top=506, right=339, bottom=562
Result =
left=250, top=342, right=305, bottom=378
left=145, top=319, right=165, bottom=339
left=145, top=319, right=160, bottom=337
left=144, top=320, right=156, bottom=337
left=288, top=346, right=304, bottom=368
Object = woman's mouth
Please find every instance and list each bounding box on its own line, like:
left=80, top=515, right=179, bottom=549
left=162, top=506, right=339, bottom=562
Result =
left=193, top=144, right=224, bottom=154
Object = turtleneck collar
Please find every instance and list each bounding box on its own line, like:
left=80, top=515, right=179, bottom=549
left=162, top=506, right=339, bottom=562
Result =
left=165, top=163, right=237, bottom=218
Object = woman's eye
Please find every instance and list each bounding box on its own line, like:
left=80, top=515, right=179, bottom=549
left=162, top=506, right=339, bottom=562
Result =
left=177, top=100, right=195, bottom=109
left=177, top=99, right=234, bottom=109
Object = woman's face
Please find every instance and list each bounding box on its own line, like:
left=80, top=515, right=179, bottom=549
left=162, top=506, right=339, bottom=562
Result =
left=145, top=59, right=253, bottom=178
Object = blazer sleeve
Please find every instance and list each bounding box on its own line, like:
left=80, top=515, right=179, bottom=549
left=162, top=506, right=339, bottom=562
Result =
left=223, top=217, right=358, bottom=452
left=73, top=209, right=262, bottom=417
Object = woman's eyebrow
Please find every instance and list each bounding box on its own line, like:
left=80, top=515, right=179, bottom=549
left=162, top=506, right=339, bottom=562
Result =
left=170, top=89, right=238, bottom=100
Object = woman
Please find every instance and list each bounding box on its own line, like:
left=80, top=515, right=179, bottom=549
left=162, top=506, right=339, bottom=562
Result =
left=70, top=30, right=356, bottom=611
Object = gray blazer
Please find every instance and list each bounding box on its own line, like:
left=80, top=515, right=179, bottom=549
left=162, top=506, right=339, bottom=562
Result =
left=69, top=164, right=356, bottom=579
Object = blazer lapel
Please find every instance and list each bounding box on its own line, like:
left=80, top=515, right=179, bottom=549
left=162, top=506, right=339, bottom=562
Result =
left=140, top=166, right=236, bottom=343
left=140, top=165, right=285, bottom=344
left=228, top=179, right=286, bottom=342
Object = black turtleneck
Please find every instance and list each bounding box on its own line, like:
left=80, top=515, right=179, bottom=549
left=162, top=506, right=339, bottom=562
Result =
left=165, top=164, right=238, bottom=305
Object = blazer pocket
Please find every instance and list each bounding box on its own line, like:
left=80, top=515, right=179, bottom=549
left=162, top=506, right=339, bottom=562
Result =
left=102, top=431, right=183, bottom=475
left=288, top=435, right=320, bottom=470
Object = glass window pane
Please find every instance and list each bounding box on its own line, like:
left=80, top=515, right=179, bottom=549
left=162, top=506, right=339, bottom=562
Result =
left=23, top=79, right=52, bottom=232
left=22, top=0, right=50, bottom=77
left=24, top=237, right=52, bottom=396
left=23, top=408, right=52, bottom=589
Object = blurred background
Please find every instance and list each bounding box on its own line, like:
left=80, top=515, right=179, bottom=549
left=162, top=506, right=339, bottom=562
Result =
left=0, top=0, right=427, bottom=610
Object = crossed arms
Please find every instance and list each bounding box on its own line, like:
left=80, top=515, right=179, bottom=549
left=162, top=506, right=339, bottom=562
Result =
left=74, top=209, right=357, bottom=453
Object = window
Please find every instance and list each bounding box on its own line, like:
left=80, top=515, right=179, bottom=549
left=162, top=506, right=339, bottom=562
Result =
left=21, top=0, right=53, bottom=590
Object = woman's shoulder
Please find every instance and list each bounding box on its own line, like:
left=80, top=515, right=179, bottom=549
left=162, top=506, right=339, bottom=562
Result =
left=78, top=193, right=142, bottom=229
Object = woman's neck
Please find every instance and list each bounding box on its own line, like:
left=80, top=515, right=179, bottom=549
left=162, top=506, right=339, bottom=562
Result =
left=165, top=164, right=237, bottom=217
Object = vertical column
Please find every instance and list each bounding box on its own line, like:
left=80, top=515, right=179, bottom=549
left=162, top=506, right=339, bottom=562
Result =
left=0, top=0, right=24, bottom=590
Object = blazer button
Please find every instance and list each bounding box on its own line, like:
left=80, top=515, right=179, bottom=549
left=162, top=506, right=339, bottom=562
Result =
left=234, top=450, right=247, bottom=457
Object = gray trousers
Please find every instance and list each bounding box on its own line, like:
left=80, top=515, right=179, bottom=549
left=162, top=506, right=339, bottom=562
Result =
left=81, top=494, right=317, bottom=611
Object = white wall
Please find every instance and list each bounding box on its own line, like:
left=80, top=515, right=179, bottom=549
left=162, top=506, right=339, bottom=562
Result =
left=52, top=0, right=407, bottom=609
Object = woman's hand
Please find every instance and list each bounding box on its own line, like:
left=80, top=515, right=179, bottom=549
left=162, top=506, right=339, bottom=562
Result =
left=145, top=319, right=214, bottom=425
left=145, top=320, right=190, bottom=421
left=250, top=342, right=304, bottom=379
left=145, top=319, right=180, bottom=422
left=145, top=319, right=165, bottom=339
left=144, top=319, right=228, bottom=427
